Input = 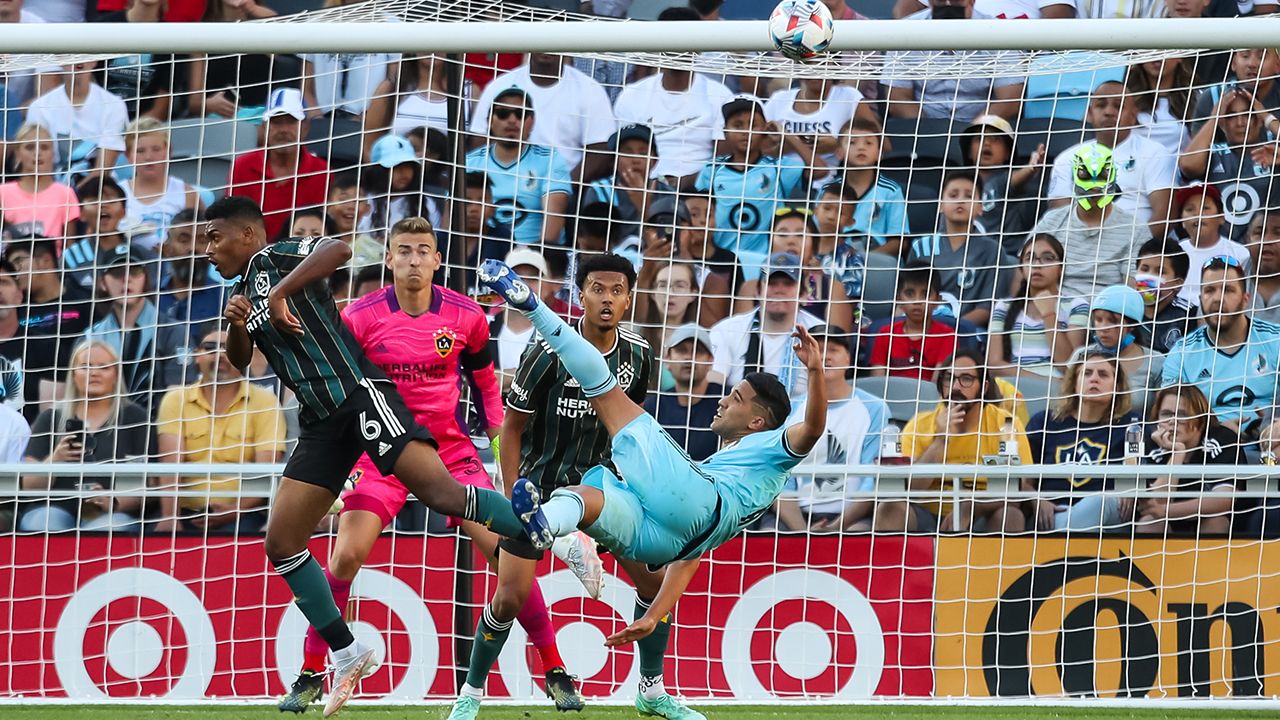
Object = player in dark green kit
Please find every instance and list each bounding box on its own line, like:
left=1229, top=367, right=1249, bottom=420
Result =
left=205, top=196, right=529, bottom=718
left=447, top=254, right=702, bottom=720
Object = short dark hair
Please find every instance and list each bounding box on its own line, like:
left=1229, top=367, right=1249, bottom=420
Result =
left=330, top=169, right=361, bottom=194
left=0, top=259, right=15, bottom=274
left=3, top=237, right=56, bottom=263
left=205, top=196, right=264, bottom=226
left=576, top=252, right=636, bottom=292
left=942, top=170, right=984, bottom=196
left=819, top=180, right=857, bottom=202
left=354, top=265, right=387, bottom=292
left=897, top=262, right=940, bottom=297
left=75, top=175, right=124, bottom=202
left=170, top=207, right=203, bottom=228
left=658, top=6, right=701, bottom=21
left=744, top=372, right=791, bottom=430
left=1136, top=236, right=1190, bottom=281
left=936, top=347, right=1003, bottom=403
left=463, top=171, right=490, bottom=194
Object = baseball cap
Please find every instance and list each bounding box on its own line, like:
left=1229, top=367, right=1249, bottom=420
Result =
left=609, top=123, right=654, bottom=151
left=492, top=87, right=533, bottom=111
left=371, top=134, right=418, bottom=169
left=264, top=88, right=306, bottom=121
left=963, top=113, right=1015, bottom=141
left=765, top=251, right=802, bottom=283
left=1173, top=182, right=1223, bottom=213
left=664, top=323, right=714, bottom=354
left=644, top=195, right=690, bottom=225
left=721, top=95, right=766, bottom=124
left=808, top=323, right=854, bottom=351
left=505, top=247, right=549, bottom=278
left=101, top=244, right=156, bottom=273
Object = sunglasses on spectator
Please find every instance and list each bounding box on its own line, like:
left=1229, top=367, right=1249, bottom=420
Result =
left=1202, top=254, right=1243, bottom=271
left=492, top=107, right=528, bottom=121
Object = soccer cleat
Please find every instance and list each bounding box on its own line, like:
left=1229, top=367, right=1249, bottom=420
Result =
left=511, top=477, right=555, bottom=551
left=277, top=670, right=324, bottom=713
left=446, top=695, right=481, bottom=720
left=322, top=645, right=377, bottom=717
left=552, top=531, right=604, bottom=600
left=544, top=666, right=585, bottom=712
left=479, top=259, right=539, bottom=312
left=635, top=693, right=707, bottom=720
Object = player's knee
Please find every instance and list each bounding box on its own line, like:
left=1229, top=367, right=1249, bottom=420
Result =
left=263, top=534, right=303, bottom=565
left=328, top=546, right=365, bottom=581
left=489, top=586, right=526, bottom=622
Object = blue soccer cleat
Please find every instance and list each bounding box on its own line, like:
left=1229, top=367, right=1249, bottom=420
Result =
left=511, top=477, right=555, bottom=551
left=479, top=259, right=539, bottom=312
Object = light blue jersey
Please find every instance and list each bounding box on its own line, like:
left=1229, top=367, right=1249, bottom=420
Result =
left=1161, top=319, right=1280, bottom=425
left=695, top=154, right=805, bottom=257
left=464, top=144, right=572, bottom=245
left=818, top=175, right=910, bottom=247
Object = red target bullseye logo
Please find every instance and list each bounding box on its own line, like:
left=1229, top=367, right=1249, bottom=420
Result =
left=722, top=569, right=885, bottom=699
left=54, top=568, right=217, bottom=699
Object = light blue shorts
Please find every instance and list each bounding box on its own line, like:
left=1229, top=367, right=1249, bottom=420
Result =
left=573, top=414, right=719, bottom=567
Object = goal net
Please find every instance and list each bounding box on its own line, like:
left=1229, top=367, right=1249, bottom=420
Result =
left=0, top=0, right=1278, bottom=705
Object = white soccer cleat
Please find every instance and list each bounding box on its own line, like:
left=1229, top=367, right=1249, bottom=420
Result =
left=552, top=531, right=604, bottom=600
left=322, top=644, right=377, bottom=717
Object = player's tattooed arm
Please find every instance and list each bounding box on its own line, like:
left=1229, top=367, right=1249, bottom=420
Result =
left=606, top=557, right=701, bottom=647
left=267, top=238, right=353, bottom=336
left=787, top=325, right=827, bottom=456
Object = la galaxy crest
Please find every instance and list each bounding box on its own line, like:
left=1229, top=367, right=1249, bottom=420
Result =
left=433, top=328, right=458, bottom=358
left=254, top=271, right=270, bottom=297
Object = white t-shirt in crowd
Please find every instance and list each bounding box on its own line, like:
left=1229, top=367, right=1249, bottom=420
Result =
left=300, top=52, right=399, bottom=115
left=1178, top=236, right=1253, bottom=304
left=469, top=64, right=615, bottom=169
left=1048, top=134, right=1178, bottom=229
left=26, top=83, right=129, bottom=153
left=784, top=391, right=880, bottom=515
left=763, top=84, right=864, bottom=147
left=914, top=0, right=1076, bottom=17
left=0, top=404, right=28, bottom=463
left=2, top=10, right=55, bottom=107
left=1135, top=97, right=1189, bottom=155
left=613, top=72, right=735, bottom=180
left=496, top=321, right=536, bottom=372
left=709, top=309, right=825, bottom=400
left=25, top=0, right=83, bottom=23
left=393, top=93, right=453, bottom=137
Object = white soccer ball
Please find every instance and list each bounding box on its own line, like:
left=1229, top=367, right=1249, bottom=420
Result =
left=769, top=0, right=835, bottom=61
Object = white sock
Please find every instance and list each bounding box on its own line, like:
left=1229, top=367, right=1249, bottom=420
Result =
left=460, top=683, right=483, bottom=700
left=543, top=492, right=586, bottom=536
left=639, top=675, right=665, bottom=700
left=331, top=641, right=360, bottom=664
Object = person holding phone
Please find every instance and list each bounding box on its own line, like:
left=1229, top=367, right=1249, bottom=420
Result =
left=19, top=340, right=152, bottom=532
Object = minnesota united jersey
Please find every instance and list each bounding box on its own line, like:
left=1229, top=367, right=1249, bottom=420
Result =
left=465, top=144, right=573, bottom=245
left=695, top=154, right=804, bottom=257
left=1161, top=319, right=1280, bottom=424
left=1206, top=142, right=1274, bottom=242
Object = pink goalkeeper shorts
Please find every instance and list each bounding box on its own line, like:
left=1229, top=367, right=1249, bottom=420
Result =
left=340, top=446, right=493, bottom=528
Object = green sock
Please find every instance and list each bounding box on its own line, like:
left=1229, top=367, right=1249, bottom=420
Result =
left=274, top=549, right=354, bottom=651
left=465, top=605, right=513, bottom=689
left=635, top=596, right=671, bottom=679
left=467, top=486, right=526, bottom=538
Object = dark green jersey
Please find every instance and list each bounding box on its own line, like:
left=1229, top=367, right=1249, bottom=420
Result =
left=231, top=238, right=369, bottom=425
left=506, top=323, right=653, bottom=497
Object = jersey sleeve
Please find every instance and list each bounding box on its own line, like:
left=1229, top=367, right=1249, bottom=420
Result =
left=694, top=162, right=714, bottom=193
left=1048, top=148, right=1073, bottom=199
left=463, top=306, right=505, bottom=430
left=1160, top=338, right=1185, bottom=387
left=778, top=155, right=806, bottom=197
left=506, top=343, right=554, bottom=414
left=775, top=423, right=809, bottom=470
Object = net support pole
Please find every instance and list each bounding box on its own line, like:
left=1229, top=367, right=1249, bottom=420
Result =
left=445, top=53, right=468, bottom=294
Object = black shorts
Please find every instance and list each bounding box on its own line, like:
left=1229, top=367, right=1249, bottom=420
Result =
left=283, top=379, right=433, bottom=495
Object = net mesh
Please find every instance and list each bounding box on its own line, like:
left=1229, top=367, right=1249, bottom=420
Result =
left=0, top=0, right=1277, bottom=705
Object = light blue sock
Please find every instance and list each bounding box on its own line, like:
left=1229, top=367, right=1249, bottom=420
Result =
left=543, top=489, right=586, bottom=536
left=527, top=303, right=618, bottom=397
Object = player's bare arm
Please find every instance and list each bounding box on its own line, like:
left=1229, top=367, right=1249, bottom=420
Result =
left=786, top=325, right=827, bottom=457
left=223, top=294, right=254, bottom=371
left=498, top=409, right=529, bottom=497
left=606, top=557, right=701, bottom=647
left=267, top=238, right=353, bottom=336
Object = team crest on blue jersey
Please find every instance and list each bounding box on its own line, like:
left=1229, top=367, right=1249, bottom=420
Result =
left=957, top=268, right=978, bottom=289
left=434, top=328, right=458, bottom=358
left=1257, top=354, right=1268, bottom=372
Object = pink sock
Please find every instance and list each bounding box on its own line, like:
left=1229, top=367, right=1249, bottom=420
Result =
left=303, top=568, right=354, bottom=658
left=516, top=579, right=557, bottom=653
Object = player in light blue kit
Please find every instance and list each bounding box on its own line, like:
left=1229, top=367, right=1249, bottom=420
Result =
left=479, top=258, right=828, bottom=650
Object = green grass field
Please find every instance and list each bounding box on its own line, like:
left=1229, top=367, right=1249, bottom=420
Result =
left=2, top=706, right=1276, bottom=720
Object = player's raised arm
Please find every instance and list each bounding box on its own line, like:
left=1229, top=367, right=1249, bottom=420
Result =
left=605, top=557, right=701, bottom=647
left=267, top=238, right=353, bottom=336
left=786, top=325, right=827, bottom=456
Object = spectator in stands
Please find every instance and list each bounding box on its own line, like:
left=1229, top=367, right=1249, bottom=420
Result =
left=188, top=0, right=284, bottom=118
left=1034, top=144, right=1140, bottom=298
left=230, top=88, right=330, bottom=240
left=894, top=0, right=1077, bottom=17
left=0, top=0, right=53, bottom=140
left=1180, top=89, right=1280, bottom=244
left=64, top=176, right=128, bottom=292
left=883, top=0, right=1025, bottom=122
left=635, top=260, right=701, bottom=355
left=961, top=114, right=1047, bottom=255
left=1134, top=237, right=1198, bottom=354
left=1163, top=255, right=1280, bottom=437
left=763, top=78, right=877, bottom=184
left=0, top=356, right=28, bottom=530
left=1081, top=284, right=1156, bottom=391
left=0, top=261, right=36, bottom=416
left=1171, top=184, right=1251, bottom=302
left=91, top=0, right=177, bottom=121
left=153, top=327, right=285, bottom=534
left=364, top=54, right=454, bottom=159
left=464, top=87, right=571, bottom=247
left=580, top=124, right=672, bottom=240
left=86, top=245, right=192, bottom=405
left=26, top=60, right=128, bottom=173
left=301, top=45, right=396, bottom=121
left=1127, top=57, right=1198, bottom=155
left=470, top=52, right=615, bottom=174
left=1192, top=49, right=1280, bottom=134
left=361, top=134, right=442, bottom=240
left=157, top=208, right=224, bottom=337
left=988, top=234, right=1088, bottom=376
left=322, top=170, right=380, bottom=270
left=436, top=171, right=511, bottom=294
left=4, top=238, right=91, bottom=411
left=870, top=264, right=959, bottom=380
left=778, top=325, right=887, bottom=533
left=709, top=252, right=824, bottom=399
left=696, top=97, right=806, bottom=264
left=20, top=340, right=150, bottom=532
left=0, top=123, right=80, bottom=241
left=644, top=323, right=723, bottom=461
left=810, top=180, right=866, bottom=322
left=1249, top=208, right=1280, bottom=323
left=675, top=192, right=738, bottom=322
left=120, top=117, right=201, bottom=251
left=289, top=208, right=325, bottom=239
left=753, top=207, right=857, bottom=332
left=906, top=173, right=1016, bottom=327
left=829, top=116, right=910, bottom=254
left=1025, top=349, right=1140, bottom=531
left=1137, top=383, right=1243, bottom=534
left=613, top=9, right=735, bottom=183
left=887, top=348, right=1031, bottom=533
left=1049, top=79, right=1177, bottom=237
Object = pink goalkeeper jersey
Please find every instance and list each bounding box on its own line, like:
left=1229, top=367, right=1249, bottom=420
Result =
left=342, top=285, right=503, bottom=454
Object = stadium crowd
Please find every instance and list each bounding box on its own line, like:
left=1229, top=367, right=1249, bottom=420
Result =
left=1, top=0, right=1279, bottom=538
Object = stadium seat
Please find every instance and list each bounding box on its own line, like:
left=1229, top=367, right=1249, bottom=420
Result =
left=1010, top=373, right=1057, bottom=422
left=882, top=117, right=962, bottom=169
left=859, top=251, right=902, bottom=323
left=1023, top=52, right=1127, bottom=121
left=306, top=115, right=364, bottom=166
left=169, top=117, right=259, bottom=161
left=169, top=157, right=233, bottom=193
left=1013, top=116, right=1092, bottom=163
left=855, top=375, right=941, bottom=425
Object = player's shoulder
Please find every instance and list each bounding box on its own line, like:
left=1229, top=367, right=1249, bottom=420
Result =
left=343, top=286, right=391, bottom=317
left=437, top=285, right=485, bottom=316
left=1173, top=325, right=1210, bottom=350
left=1252, top=318, right=1280, bottom=339
left=617, top=325, right=650, bottom=351
left=874, top=174, right=905, bottom=195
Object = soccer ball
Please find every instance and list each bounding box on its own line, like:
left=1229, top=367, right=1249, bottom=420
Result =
left=769, top=0, right=835, bottom=61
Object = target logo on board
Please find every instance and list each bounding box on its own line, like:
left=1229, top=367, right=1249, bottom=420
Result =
left=53, top=568, right=217, bottom=699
